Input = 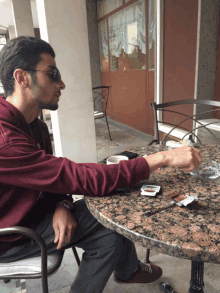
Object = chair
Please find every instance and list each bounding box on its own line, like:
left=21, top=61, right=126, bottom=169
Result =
left=0, top=226, right=80, bottom=293
left=93, top=86, right=112, bottom=141
left=146, top=99, right=220, bottom=265
left=147, top=99, right=220, bottom=292
left=149, top=99, right=220, bottom=145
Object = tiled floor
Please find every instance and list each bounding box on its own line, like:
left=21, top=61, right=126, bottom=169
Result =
left=1, top=118, right=220, bottom=292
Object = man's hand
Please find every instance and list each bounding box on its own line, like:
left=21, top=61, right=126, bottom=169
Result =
left=144, top=145, right=202, bottom=173
left=53, top=205, right=77, bottom=250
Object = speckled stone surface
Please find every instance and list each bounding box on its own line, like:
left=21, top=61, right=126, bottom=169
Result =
left=85, top=144, right=220, bottom=264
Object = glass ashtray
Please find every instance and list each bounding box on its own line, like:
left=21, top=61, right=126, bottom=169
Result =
left=190, top=160, right=220, bottom=180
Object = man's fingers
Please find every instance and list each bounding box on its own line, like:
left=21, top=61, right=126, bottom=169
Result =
left=192, top=147, right=200, bottom=154
left=169, top=146, right=202, bottom=172
left=55, top=225, right=76, bottom=249
left=68, top=227, right=74, bottom=243
left=53, top=224, right=59, bottom=244
left=56, top=228, right=66, bottom=249
left=180, top=148, right=202, bottom=172
left=65, top=224, right=76, bottom=244
left=191, top=148, right=202, bottom=169
left=53, top=206, right=78, bottom=249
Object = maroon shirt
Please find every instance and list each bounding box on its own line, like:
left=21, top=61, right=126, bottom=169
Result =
left=0, top=97, right=150, bottom=242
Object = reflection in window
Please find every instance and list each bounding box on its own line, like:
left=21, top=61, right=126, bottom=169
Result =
left=148, top=0, right=155, bottom=70
left=98, top=0, right=123, bottom=19
left=98, top=20, right=109, bottom=72
left=108, top=0, right=146, bottom=71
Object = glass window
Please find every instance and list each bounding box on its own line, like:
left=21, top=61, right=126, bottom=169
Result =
left=148, top=0, right=156, bottom=70
left=108, top=0, right=146, bottom=71
left=98, top=0, right=123, bottom=19
left=98, top=20, right=110, bottom=72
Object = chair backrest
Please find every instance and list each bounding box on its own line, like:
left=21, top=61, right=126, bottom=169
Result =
left=92, top=86, right=110, bottom=114
left=151, top=99, right=220, bottom=145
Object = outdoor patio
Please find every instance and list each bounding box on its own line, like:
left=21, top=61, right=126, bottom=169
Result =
left=1, top=118, right=220, bottom=293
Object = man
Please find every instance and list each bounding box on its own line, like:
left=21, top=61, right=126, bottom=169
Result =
left=0, top=36, right=201, bottom=292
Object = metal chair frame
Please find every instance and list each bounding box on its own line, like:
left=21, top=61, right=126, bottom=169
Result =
left=93, top=86, right=112, bottom=141
left=0, top=226, right=80, bottom=293
left=150, top=99, right=220, bottom=145
left=148, top=99, right=220, bottom=293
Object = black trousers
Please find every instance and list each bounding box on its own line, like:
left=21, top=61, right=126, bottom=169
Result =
left=0, top=200, right=138, bottom=293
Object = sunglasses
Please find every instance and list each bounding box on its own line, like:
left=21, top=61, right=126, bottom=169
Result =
left=13, top=67, right=62, bottom=84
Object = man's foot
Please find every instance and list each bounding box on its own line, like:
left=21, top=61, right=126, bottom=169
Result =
left=114, top=261, right=162, bottom=284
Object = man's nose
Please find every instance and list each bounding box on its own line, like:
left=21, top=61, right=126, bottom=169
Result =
left=58, top=79, right=65, bottom=90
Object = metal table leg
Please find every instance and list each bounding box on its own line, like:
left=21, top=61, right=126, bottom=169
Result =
left=189, top=260, right=204, bottom=293
left=159, top=260, right=205, bottom=293
left=145, top=248, right=151, bottom=263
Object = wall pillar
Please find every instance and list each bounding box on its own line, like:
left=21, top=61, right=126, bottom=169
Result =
left=11, top=0, right=35, bottom=37
left=8, top=25, right=16, bottom=39
left=36, top=0, right=97, bottom=163
left=194, top=0, right=219, bottom=117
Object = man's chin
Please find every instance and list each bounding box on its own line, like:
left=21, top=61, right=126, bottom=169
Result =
left=39, top=102, right=58, bottom=111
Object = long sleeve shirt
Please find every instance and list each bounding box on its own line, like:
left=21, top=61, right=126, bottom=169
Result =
left=0, top=97, right=150, bottom=242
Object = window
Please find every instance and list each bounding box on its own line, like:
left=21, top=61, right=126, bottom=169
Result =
left=148, top=0, right=155, bottom=70
left=98, top=0, right=123, bottom=18
left=109, top=0, right=146, bottom=71
left=98, top=20, right=109, bottom=72
left=98, top=0, right=146, bottom=72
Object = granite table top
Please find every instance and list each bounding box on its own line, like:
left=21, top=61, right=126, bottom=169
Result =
left=85, top=144, right=220, bottom=264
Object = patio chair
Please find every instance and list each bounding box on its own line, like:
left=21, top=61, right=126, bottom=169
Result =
left=0, top=226, right=80, bottom=293
left=93, top=86, right=112, bottom=141
left=146, top=99, right=220, bottom=265
left=149, top=99, right=220, bottom=145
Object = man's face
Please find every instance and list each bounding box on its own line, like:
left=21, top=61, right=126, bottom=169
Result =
left=30, top=53, right=65, bottom=110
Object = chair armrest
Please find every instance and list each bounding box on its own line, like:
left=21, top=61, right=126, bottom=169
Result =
left=0, top=226, right=48, bottom=286
left=0, top=226, right=47, bottom=253
left=148, top=139, right=160, bottom=145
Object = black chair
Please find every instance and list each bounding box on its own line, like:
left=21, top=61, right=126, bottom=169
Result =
left=93, top=86, right=112, bottom=141
left=149, top=99, right=220, bottom=145
left=0, top=226, right=80, bottom=293
left=146, top=99, right=220, bottom=264
left=147, top=99, right=220, bottom=292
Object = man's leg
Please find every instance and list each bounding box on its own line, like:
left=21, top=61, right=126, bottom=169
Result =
left=69, top=220, right=138, bottom=293
left=0, top=200, right=138, bottom=292
left=0, top=200, right=161, bottom=292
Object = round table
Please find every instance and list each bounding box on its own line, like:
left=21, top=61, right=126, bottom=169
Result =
left=85, top=144, right=220, bottom=293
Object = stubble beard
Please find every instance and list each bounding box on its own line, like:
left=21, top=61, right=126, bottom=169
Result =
left=38, top=101, right=58, bottom=111
left=30, top=79, right=59, bottom=111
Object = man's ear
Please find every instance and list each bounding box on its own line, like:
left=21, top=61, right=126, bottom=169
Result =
left=13, top=69, right=29, bottom=88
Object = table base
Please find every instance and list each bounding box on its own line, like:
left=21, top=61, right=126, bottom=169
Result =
left=189, top=261, right=204, bottom=293
left=145, top=248, right=151, bottom=263
left=159, top=261, right=204, bottom=293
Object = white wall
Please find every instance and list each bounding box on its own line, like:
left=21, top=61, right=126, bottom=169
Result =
left=11, top=0, right=35, bottom=37
left=36, top=0, right=97, bottom=163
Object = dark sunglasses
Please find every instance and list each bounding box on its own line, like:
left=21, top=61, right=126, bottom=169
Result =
left=13, top=67, right=61, bottom=84
left=29, top=67, right=61, bottom=84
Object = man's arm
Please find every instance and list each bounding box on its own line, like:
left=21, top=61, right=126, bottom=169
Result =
left=144, top=145, right=201, bottom=172
left=0, top=142, right=201, bottom=197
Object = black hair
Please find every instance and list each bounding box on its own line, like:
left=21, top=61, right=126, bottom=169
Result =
left=0, top=36, right=55, bottom=97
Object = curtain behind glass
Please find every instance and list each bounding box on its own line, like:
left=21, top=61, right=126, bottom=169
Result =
left=98, top=0, right=123, bottom=18
left=108, top=0, right=146, bottom=71
left=98, top=20, right=109, bottom=72
left=148, top=0, right=156, bottom=70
